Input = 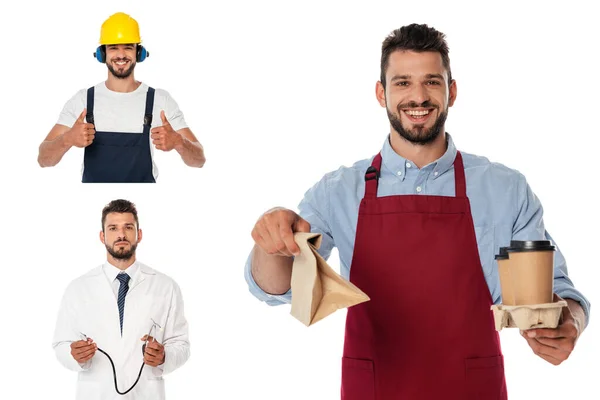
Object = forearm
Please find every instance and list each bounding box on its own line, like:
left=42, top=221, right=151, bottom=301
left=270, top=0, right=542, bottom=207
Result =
left=38, top=134, right=72, bottom=167
left=565, top=298, right=586, bottom=336
left=251, top=244, right=294, bottom=295
left=174, top=137, right=205, bottom=167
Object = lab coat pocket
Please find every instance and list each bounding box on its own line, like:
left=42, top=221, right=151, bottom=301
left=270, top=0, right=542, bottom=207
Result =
left=474, top=225, right=495, bottom=277
left=341, top=357, right=375, bottom=400
left=465, top=355, right=506, bottom=400
left=131, top=295, right=169, bottom=341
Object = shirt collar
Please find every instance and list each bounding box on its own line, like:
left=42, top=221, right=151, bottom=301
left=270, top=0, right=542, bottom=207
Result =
left=103, top=260, right=140, bottom=284
left=380, top=133, right=458, bottom=181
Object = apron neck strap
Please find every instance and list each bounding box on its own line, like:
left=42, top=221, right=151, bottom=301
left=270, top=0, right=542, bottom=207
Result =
left=364, top=151, right=467, bottom=199
left=453, top=151, right=466, bottom=198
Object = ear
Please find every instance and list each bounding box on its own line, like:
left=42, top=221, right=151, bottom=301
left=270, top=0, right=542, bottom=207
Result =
left=100, top=230, right=106, bottom=245
left=448, top=79, right=457, bottom=107
left=137, top=229, right=143, bottom=244
left=375, top=81, right=386, bottom=108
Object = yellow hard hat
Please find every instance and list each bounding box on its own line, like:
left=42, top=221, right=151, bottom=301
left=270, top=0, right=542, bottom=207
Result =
left=99, top=12, right=142, bottom=45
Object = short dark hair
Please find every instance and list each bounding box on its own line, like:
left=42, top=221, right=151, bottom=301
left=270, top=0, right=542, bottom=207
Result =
left=380, top=24, right=452, bottom=89
left=101, top=199, right=139, bottom=230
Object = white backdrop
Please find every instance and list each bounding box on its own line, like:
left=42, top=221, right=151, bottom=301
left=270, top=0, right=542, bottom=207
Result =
left=0, top=0, right=598, bottom=399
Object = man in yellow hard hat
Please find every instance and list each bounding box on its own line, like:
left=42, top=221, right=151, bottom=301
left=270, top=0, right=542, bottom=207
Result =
left=38, top=12, right=205, bottom=183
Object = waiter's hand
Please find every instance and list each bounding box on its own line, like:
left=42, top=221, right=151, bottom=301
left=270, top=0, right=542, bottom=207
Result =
left=151, top=110, right=183, bottom=151
left=70, top=338, right=97, bottom=363
left=520, top=294, right=580, bottom=365
left=141, top=335, right=165, bottom=367
left=64, top=108, right=95, bottom=148
left=251, top=207, right=311, bottom=257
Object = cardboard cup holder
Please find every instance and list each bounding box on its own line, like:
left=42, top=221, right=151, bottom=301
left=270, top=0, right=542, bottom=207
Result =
left=491, top=300, right=567, bottom=331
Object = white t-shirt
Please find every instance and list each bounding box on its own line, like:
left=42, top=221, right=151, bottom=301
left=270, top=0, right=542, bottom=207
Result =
left=57, top=82, right=188, bottom=181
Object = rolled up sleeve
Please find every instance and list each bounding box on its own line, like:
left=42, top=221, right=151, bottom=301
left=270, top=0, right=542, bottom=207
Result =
left=244, top=173, right=336, bottom=306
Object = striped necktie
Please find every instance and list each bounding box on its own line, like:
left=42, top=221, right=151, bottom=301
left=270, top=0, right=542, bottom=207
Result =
left=116, top=273, right=131, bottom=335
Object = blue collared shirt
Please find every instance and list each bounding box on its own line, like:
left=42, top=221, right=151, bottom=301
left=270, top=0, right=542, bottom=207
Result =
left=244, top=134, right=591, bottom=327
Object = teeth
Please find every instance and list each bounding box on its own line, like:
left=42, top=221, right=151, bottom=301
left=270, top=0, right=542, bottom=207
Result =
left=405, top=110, right=430, bottom=116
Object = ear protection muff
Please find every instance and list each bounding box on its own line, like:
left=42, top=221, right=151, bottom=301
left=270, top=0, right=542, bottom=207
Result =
left=94, top=46, right=106, bottom=63
left=136, top=45, right=149, bottom=62
left=93, top=45, right=149, bottom=63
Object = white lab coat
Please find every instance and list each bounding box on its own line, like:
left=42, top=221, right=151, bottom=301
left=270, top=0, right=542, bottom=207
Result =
left=52, top=262, right=190, bottom=400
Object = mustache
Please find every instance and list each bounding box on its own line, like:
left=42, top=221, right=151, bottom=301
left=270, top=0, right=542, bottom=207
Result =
left=111, top=57, right=132, bottom=62
left=113, top=238, right=130, bottom=246
left=398, top=100, right=439, bottom=111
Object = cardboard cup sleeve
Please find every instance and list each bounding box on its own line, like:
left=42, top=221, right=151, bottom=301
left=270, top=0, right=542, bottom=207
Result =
left=290, top=232, right=370, bottom=326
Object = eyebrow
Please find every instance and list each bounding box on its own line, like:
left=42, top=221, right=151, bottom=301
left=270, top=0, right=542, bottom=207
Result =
left=390, top=73, right=445, bottom=82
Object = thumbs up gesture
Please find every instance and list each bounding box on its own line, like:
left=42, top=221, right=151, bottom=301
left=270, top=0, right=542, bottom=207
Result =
left=64, top=108, right=95, bottom=148
left=151, top=110, right=183, bottom=151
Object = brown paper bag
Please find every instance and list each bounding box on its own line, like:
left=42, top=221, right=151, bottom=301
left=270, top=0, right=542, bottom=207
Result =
left=290, top=232, right=370, bottom=326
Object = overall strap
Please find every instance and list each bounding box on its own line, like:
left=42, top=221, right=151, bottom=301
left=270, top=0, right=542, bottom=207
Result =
left=86, top=87, right=95, bottom=124
left=143, top=87, right=156, bottom=135
left=453, top=151, right=467, bottom=198
left=364, top=153, right=383, bottom=199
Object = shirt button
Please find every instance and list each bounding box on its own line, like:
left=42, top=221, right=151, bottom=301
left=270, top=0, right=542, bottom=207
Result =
left=416, top=186, right=422, bottom=193
left=434, top=171, right=439, bottom=176
left=406, top=163, right=412, bottom=168
left=397, top=171, right=402, bottom=176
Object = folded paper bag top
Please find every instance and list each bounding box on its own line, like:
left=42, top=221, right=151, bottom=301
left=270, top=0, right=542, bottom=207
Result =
left=290, top=232, right=370, bottom=326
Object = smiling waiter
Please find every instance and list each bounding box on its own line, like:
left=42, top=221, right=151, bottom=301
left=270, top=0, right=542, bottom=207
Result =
left=38, top=12, right=205, bottom=182
left=244, top=24, right=590, bottom=399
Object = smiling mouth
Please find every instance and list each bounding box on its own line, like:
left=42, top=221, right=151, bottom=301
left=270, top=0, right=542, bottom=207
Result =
left=113, top=60, right=130, bottom=67
left=403, top=109, right=435, bottom=123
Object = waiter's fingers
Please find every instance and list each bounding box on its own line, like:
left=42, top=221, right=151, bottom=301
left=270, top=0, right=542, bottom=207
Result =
left=265, top=222, right=293, bottom=257
left=523, top=334, right=564, bottom=362
left=279, top=223, right=300, bottom=256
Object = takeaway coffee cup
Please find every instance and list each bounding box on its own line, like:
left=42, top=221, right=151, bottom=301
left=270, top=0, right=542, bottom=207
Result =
left=495, top=247, right=515, bottom=305
left=497, top=240, right=556, bottom=306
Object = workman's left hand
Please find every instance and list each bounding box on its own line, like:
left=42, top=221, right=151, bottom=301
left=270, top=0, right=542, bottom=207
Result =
left=141, top=335, right=165, bottom=367
left=151, top=110, right=184, bottom=151
left=520, top=294, right=580, bottom=366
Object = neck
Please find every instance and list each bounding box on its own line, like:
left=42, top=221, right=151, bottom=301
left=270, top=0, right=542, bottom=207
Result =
left=105, top=74, right=141, bottom=93
left=389, top=129, right=448, bottom=168
left=107, top=254, right=136, bottom=270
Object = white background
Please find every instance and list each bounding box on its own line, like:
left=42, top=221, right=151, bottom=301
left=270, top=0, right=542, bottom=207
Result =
left=0, top=0, right=598, bottom=399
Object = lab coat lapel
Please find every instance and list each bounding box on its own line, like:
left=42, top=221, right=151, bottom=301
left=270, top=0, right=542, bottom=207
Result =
left=128, top=262, right=156, bottom=293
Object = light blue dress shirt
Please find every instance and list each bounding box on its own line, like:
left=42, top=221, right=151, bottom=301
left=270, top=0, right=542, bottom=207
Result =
left=244, top=134, right=591, bottom=327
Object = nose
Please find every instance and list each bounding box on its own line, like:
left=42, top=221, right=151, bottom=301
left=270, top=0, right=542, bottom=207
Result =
left=409, top=83, right=430, bottom=106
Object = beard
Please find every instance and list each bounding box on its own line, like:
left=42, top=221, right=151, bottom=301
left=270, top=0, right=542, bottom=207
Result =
left=387, top=100, right=448, bottom=146
left=106, top=240, right=137, bottom=260
left=107, top=59, right=136, bottom=79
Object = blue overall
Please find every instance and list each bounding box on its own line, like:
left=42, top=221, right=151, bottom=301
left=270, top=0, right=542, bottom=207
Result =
left=82, top=86, right=156, bottom=183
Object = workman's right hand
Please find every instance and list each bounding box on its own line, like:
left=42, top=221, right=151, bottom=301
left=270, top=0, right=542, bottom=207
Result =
left=64, top=108, right=95, bottom=148
left=70, top=338, right=97, bottom=363
left=251, top=207, right=311, bottom=257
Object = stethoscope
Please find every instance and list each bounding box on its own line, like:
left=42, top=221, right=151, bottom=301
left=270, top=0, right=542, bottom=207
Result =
left=79, top=318, right=162, bottom=396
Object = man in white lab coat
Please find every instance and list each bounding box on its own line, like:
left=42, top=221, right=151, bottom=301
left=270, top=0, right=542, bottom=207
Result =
left=52, top=199, right=190, bottom=400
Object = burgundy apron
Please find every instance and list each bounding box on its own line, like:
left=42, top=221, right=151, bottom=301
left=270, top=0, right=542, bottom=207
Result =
left=341, top=151, right=507, bottom=400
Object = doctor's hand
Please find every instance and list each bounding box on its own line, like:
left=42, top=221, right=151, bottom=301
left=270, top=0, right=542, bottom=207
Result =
left=251, top=207, right=311, bottom=257
left=70, top=338, right=97, bottom=363
left=141, top=335, right=165, bottom=367
left=520, top=294, right=580, bottom=366
left=151, top=110, right=183, bottom=152
left=64, top=108, right=95, bottom=148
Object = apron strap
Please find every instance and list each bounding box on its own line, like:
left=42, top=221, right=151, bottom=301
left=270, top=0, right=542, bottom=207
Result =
left=364, top=150, right=467, bottom=199
left=364, top=153, right=383, bottom=199
left=86, top=87, right=95, bottom=124
left=143, top=87, right=156, bottom=135
left=453, top=151, right=467, bottom=198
